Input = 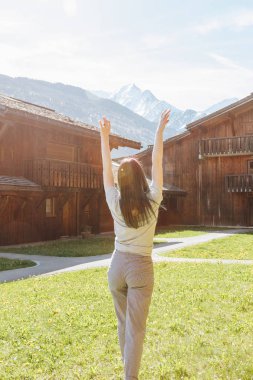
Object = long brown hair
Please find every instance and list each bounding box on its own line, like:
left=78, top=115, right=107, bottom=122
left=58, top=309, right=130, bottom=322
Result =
left=117, top=157, right=159, bottom=229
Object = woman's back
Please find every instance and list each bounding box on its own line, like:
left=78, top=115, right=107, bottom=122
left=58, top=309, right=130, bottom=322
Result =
left=105, top=181, right=163, bottom=256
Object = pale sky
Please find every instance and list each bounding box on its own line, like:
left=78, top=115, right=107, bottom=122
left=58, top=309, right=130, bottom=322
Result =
left=0, top=0, right=253, bottom=110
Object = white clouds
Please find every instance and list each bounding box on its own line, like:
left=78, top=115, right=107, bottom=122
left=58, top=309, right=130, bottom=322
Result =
left=0, top=10, right=26, bottom=36
left=63, top=0, right=77, bottom=17
left=140, top=33, right=174, bottom=50
left=144, top=65, right=251, bottom=110
left=232, top=10, right=253, bottom=28
left=0, top=1, right=252, bottom=110
left=209, top=53, right=244, bottom=70
left=0, top=32, right=251, bottom=110
left=208, top=53, right=253, bottom=75
left=195, top=10, right=253, bottom=34
left=195, top=20, right=221, bottom=34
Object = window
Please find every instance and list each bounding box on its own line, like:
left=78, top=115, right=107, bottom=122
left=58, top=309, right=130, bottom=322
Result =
left=248, top=160, right=253, bottom=175
left=46, top=198, right=55, bottom=217
left=168, top=196, right=179, bottom=212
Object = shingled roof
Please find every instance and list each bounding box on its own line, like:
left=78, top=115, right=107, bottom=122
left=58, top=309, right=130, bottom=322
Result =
left=0, top=176, right=41, bottom=191
left=0, top=93, right=141, bottom=149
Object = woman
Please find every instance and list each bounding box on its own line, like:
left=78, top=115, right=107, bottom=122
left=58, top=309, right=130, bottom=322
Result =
left=99, top=109, right=170, bottom=380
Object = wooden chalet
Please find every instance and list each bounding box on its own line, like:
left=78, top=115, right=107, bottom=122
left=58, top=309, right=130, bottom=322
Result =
left=0, top=94, right=141, bottom=245
left=134, top=93, right=253, bottom=227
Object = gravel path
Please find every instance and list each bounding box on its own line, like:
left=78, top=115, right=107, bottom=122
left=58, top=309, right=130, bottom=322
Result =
left=0, top=228, right=252, bottom=284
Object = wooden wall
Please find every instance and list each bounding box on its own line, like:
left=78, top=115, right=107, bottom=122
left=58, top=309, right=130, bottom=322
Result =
left=0, top=114, right=111, bottom=245
left=0, top=189, right=106, bottom=245
left=0, top=118, right=102, bottom=178
left=138, top=106, right=253, bottom=227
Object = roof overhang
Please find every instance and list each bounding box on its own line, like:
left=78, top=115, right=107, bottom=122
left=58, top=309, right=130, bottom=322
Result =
left=0, top=93, right=142, bottom=150
left=186, top=93, right=253, bottom=131
left=162, top=183, right=187, bottom=196
left=0, top=176, right=42, bottom=192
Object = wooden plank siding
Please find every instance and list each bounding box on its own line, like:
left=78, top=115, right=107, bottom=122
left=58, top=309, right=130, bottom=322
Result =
left=24, top=159, right=103, bottom=190
left=0, top=190, right=105, bottom=245
left=0, top=96, right=141, bottom=245
left=175, top=107, right=253, bottom=226
left=135, top=98, right=253, bottom=227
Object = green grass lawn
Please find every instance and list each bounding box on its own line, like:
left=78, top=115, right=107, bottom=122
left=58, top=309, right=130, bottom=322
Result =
left=0, top=257, right=37, bottom=272
left=0, top=228, right=231, bottom=258
left=154, top=229, right=207, bottom=239
left=154, top=226, right=236, bottom=239
left=0, top=237, right=115, bottom=257
left=1, top=262, right=253, bottom=379
left=160, top=233, right=253, bottom=260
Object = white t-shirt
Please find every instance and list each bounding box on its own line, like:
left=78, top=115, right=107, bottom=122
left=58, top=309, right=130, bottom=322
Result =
left=105, top=182, right=163, bottom=256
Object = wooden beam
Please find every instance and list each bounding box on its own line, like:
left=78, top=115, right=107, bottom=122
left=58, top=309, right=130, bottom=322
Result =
left=0, top=122, right=10, bottom=142
left=76, top=192, right=80, bottom=236
left=13, top=198, right=28, bottom=220
left=0, top=195, right=9, bottom=215
left=80, top=191, right=99, bottom=210
left=94, top=192, right=102, bottom=234
left=228, top=113, right=236, bottom=136
left=57, top=193, right=72, bottom=210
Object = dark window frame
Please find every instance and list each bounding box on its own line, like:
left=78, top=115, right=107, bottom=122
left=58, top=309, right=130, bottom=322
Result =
left=247, top=160, right=253, bottom=174
left=45, top=198, right=56, bottom=217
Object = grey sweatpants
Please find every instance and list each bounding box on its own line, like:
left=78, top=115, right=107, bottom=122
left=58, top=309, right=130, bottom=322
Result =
left=107, top=249, right=154, bottom=380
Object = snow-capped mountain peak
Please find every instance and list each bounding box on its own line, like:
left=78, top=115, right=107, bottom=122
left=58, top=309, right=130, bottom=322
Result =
left=110, top=83, right=180, bottom=122
left=125, top=83, right=140, bottom=92
left=102, top=83, right=241, bottom=144
left=110, top=83, right=142, bottom=110
left=141, top=89, right=157, bottom=102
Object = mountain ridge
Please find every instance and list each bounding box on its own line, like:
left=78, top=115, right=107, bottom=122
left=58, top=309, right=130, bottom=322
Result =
left=0, top=73, right=239, bottom=158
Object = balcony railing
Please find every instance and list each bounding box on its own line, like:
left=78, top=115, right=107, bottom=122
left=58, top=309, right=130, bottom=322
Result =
left=24, top=159, right=103, bottom=189
left=225, top=174, right=253, bottom=192
left=200, top=135, right=253, bottom=158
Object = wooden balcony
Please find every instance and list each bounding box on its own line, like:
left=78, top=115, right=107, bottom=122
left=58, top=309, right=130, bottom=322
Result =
left=199, top=135, right=253, bottom=158
left=24, top=159, right=103, bottom=189
left=225, top=174, right=253, bottom=192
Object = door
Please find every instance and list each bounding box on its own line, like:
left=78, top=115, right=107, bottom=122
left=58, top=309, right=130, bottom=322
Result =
left=62, top=195, right=77, bottom=236
left=248, top=197, right=253, bottom=226
left=63, top=201, right=71, bottom=236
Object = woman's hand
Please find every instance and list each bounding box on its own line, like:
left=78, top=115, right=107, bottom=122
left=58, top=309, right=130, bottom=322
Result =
left=158, top=109, right=171, bottom=131
left=99, top=116, right=111, bottom=137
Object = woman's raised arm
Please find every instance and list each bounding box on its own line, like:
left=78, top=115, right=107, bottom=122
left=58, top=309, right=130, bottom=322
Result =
left=151, top=109, right=170, bottom=189
left=99, top=116, right=114, bottom=189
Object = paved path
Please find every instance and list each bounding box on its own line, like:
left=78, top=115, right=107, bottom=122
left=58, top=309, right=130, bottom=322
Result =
left=0, top=229, right=252, bottom=284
